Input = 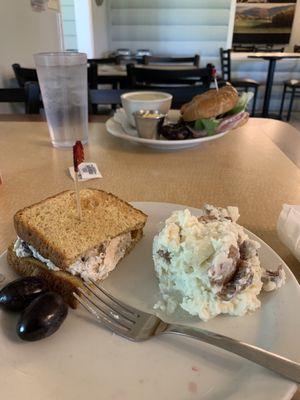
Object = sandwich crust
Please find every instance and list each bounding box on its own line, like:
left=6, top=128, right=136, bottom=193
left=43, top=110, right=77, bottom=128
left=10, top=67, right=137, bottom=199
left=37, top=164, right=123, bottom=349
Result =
left=181, top=85, right=238, bottom=121
left=14, top=189, right=147, bottom=269
left=7, top=244, right=83, bottom=308
left=7, top=228, right=143, bottom=308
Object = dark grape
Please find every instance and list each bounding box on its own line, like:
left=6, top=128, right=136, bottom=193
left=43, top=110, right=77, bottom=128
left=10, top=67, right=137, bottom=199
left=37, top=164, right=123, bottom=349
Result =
left=0, top=277, right=48, bottom=312
left=159, top=123, right=191, bottom=140
left=17, top=292, right=68, bottom=341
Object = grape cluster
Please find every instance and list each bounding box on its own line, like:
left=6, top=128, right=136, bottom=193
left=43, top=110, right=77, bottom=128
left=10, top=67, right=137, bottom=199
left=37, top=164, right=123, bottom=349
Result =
left=159, top=123, right=190, bottom=140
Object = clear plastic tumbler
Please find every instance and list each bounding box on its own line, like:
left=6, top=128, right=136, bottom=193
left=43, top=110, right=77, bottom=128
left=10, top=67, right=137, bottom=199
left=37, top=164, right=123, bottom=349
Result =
left=34, top=52, right=88, bottom=148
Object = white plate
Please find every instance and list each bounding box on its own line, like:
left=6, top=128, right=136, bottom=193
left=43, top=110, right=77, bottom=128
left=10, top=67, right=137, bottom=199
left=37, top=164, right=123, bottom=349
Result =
left=105, top=109, right=229, bottom=150
left=0, top=202, right=299, bottom=400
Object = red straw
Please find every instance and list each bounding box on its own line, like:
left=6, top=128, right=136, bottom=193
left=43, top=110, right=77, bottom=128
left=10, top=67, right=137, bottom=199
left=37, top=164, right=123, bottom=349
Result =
left=73, top=140, right=84, bottom=172
left=73, top=141, right=84, bottom=220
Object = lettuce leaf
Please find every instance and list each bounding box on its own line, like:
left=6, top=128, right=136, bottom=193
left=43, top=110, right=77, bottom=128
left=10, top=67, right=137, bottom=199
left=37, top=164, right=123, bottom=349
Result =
left=192, top=92, right=253, bottom=136
left=194, top=118, right=220, bottom=136
left=226, top=92, right=254, bottom=116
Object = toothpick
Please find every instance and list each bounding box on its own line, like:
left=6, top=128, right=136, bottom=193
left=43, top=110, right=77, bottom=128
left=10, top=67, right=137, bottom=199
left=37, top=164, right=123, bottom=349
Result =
left=212, top=67, right=219, bottom=91
left=74, top=171, right=82, bottom=220
left=73, top=141, right=84, bottom=220
left=214, top=77, right=219, bottom=91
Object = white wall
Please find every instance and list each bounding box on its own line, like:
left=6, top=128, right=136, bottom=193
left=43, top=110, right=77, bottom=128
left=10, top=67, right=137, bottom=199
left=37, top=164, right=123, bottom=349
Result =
left=74, top=0, right=108, bottom=58
left=61, top=0, right=78, bottom=51
left=107, top=0, right=233, bottom=65
left=0, top=0, right=60, bottom=88
left=0, top=0, right=60, bottom=112
left=91, top=0, right=109, bottom=57
left=74, top=0, right=94, bottom=57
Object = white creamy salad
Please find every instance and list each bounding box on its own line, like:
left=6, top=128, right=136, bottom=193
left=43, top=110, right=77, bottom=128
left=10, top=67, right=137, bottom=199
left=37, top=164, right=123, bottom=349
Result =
left=153, top=205, right=285, bottom=321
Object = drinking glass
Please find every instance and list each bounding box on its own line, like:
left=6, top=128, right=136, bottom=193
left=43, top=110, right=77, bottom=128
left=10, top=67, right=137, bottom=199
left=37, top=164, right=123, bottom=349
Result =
left=34, top=52, right=88, bottom=148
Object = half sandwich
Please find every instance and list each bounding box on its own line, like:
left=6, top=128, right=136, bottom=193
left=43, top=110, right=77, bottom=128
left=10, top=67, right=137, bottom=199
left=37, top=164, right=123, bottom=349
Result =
left=7, top=189, right=147, bottom=308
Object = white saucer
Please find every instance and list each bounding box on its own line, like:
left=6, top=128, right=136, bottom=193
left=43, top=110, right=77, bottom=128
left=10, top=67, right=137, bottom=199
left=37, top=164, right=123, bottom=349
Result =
left=105, top=109, right=230, bottom=150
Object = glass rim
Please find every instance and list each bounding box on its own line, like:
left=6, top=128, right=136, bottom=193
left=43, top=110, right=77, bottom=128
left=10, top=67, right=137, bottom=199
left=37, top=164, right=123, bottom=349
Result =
left=34, top=52, right=87, bottom=66
left=34, top=52, right=86, bottom=57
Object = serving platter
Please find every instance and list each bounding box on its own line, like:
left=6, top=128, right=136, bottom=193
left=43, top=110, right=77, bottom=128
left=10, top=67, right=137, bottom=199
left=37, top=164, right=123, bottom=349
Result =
left=0, top=202, right=299, bottom=400
left=105, top=109, right=230, bottom=150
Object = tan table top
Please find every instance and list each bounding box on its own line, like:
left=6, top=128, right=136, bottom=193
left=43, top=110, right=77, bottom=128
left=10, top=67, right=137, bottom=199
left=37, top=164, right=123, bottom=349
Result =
left=1, top=117, right=300, bottom=283
left=231, top=52, right=300, bottom=61
left=0, top=117, right=300, bottom=398
left=248, top=52, right=300, bottom=60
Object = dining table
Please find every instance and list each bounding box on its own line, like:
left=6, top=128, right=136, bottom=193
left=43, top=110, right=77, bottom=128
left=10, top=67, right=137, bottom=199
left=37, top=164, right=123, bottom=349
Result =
left=0, top=115, right=300, bottom=399
left=247, top=52, right=300, bottom=118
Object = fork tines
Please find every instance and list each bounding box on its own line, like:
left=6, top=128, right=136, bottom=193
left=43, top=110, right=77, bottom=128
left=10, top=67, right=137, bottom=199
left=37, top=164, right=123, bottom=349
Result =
left=73, top=279, right=139, bottom=335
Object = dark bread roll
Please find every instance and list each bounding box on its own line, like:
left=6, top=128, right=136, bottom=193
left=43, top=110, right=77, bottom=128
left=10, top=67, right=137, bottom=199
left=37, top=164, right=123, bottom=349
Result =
left=181, top=85, right=238, bottom=121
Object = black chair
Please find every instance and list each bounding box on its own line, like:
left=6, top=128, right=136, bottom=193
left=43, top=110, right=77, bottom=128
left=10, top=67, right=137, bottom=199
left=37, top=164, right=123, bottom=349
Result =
left=0, top=82, right=40, bottom=114
left=89, top=85, right=212, bottom=114
left=255, top=47, right=285, bottom=53
left=220, top=48, right=260, bottom=116
left=88, top=56, right=121, bottom=65
left=279, top=80, right=300, bottom=121
left=142, top=54, right=200, bottom=67
left=294, top=45, right=300, bottom=53
left=232, top=45, right=285, bottom=53
left=126, top=63, right=213, bottom=89
left=88, top=56, right=123, bottom=89
left=12, top=63, right=38, bottom=87
left=278, top=46, right=300, bottom=121
left=13, top=61, right=104, bottom=91
left=232, top=45, right=257, bottom=52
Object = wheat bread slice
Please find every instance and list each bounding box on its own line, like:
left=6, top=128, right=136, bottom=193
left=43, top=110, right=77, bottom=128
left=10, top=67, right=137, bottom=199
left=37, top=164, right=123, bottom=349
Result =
left=7, top=228, right=143, bottom=309
left=7, top=244, right=82, bottom=308
left=14, top=189, right=147, bottom=269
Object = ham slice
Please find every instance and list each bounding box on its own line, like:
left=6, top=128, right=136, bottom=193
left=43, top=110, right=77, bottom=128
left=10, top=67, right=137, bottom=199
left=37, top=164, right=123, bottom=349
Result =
left=217, top=112, right=249, bottom=133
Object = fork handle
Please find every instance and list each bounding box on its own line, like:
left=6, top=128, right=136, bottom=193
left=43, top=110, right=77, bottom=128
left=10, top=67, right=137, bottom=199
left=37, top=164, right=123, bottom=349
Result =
left=164, top=324, right=300, bottom=383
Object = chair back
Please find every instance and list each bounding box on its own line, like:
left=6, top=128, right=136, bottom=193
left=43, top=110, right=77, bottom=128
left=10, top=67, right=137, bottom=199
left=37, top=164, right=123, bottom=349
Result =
left=0, top=82, right=40, bottom=114
left=89, top=89, right=125, bottom=108
left=87, top=57, right=123, bottom=90
left=142, top=55, right=200, bottom=67
left=12, top=63, right=38, bottom=88
left=87, top=56, right=121, bottom=65
left=294, top=45, right=300, bottom=53
left=219, top=48, right=231, bottom=81
left=89, top=85, right=213, bottom=114
left=255, top=47, right=285, bottom=53
left=87, top=62, right=98, bottom=89
left=13, top=62, right=100, bottom=91
left=232, top=45, right=256, bottom=52
left=126, top=63, right=212, bottom=89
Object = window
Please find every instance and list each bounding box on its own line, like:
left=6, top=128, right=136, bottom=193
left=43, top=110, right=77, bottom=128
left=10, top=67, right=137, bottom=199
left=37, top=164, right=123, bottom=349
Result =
left=60, top=0, right=78, bottom=51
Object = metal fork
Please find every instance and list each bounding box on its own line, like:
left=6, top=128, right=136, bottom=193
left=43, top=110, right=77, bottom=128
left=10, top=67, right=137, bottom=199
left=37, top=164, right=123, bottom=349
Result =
left=73, top=279, right=300, bottom=384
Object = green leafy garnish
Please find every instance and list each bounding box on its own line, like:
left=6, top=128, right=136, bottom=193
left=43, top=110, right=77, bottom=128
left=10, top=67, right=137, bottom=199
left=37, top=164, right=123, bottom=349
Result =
left=226, top=92, right=254, bottom=116
left=194, top=118, right=220, bottom=136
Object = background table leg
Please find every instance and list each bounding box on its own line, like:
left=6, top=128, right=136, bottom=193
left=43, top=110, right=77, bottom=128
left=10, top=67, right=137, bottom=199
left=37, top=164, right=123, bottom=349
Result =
left=262, top=59, right=277, bottom=118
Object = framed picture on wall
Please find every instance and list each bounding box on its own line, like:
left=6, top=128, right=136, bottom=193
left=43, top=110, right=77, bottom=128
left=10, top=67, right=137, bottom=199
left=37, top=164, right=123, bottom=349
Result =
left=233, top=0, right=297, bottom=44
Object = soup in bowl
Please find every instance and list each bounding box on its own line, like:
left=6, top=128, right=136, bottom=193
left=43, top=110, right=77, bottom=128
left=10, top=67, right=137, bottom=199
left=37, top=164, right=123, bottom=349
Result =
left=121, top=91, right=173, bottom=126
